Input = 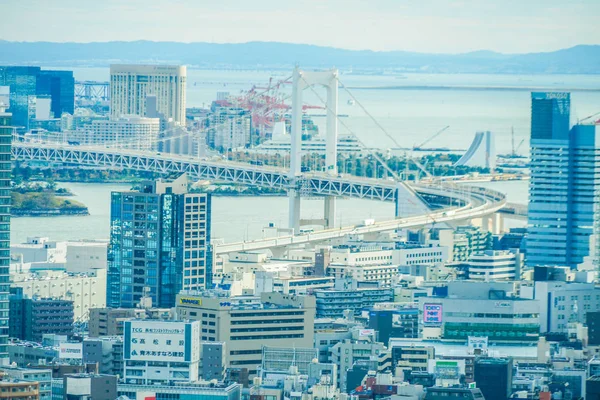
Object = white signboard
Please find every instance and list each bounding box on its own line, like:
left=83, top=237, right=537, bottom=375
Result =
left=124, top=321, right=200, bottom=363
left=59, top=343, right=83, bottom=360
left=359, top=329, right=375, bottom=337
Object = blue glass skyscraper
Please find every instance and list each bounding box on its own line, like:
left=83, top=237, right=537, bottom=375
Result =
left=527, top=92, right=600, bottom=268
left=107, top=174, right=212, bottom=308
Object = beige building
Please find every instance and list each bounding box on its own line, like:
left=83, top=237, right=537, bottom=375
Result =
left=11, top=269, right=107, bottom=323
left=176, top=291, right=315, bottom=377
left=110, top=64, right=186, bottom=124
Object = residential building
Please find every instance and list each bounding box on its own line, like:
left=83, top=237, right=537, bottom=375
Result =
left=175, top=291, right=315, bottom=377
left=208, top=105, right=252, bottom=151
left=110, top=64, right=186, bottom=124
left=201, top=342, right=225, bottom=381
left=9, top=290, right=74, bottom=342
left=63, top=374, right=117, bottom=400
left=327, top=264, right=399, bottom=287
left=0, top=106, right=11, bottom=365
left=330, top=338, right=391, bottom=392
left=0, top=377, right=39, bottom=400
left=0, top=367, right=51, bottom=400
left=107, top=174, right=212, bottom=308
left=88, top=116, right=160, bottom=150
left=433, top=226, right=491, bottom=262
left=315, top=282, right=394, bottom=318
left=123, top=320, right=201, bottom=385
left=467, top=250, right=522, bottom=281
left=10, top=269, right=106, bottom=323
left=527, top=92, right=600, bottom=268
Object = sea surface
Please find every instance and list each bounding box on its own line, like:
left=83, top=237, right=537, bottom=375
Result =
left=10, top=180, right=528, bottom=244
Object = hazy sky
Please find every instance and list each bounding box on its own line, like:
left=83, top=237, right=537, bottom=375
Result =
left=2, top=0, right=599, bottom=53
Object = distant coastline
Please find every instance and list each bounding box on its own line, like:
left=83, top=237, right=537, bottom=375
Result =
left=347, top=85, right=600, bottom=92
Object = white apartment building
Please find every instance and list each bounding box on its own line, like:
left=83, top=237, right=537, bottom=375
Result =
left=110, top=64, right=187, bottom=124
left=176, top=291, right=315, bottom=377
left=393, top=245, right=450, bottom=265
left=90, top=116, right=160, bottom=150
left=467, top=250, right=522, bottom=281
left=327, top=264, right=399, bottom=287
left=123, top=320, right=201, bottom=385
left=11, top=269, right=107, bottom=322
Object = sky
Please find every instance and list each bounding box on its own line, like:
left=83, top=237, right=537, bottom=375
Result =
left=2, top=0, right=599, bottom=54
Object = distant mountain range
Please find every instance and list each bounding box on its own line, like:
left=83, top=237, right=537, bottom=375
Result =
left=1, top=40, right=600, bottom=74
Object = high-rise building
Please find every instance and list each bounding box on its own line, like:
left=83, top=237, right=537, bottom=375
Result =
left=0, top=66, right=74, bottom=130
left=107, top=174, right=212, bottom=308
left=36, top=70, right=75, bottom=118
left=474, top=357, right=513, bottom=400
left=0, top=106, right=10, bottom=365
left=110, top=64, right=186, bottom=124
left=527, top=92, right=600, bottom=267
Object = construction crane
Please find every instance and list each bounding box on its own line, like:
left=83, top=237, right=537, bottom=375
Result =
left=413, top=125, right=450, bottom=151
left=499, top=127, right=526, bottom=159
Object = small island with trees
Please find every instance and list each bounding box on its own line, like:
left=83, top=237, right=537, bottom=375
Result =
left=11, top=182, right=89, bottom=217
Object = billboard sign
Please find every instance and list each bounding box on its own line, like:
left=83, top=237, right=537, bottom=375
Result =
left=124, top=320, right=200, bottom=363
left=59, top=343, right=83, bottom=360
left=423, top=303, right=443, bottom=326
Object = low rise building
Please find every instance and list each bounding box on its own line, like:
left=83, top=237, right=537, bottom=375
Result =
left=521, top=268, right=600, bottom=333
left=11, top=269, right=106, bottom=323
left=176, top=291, right=315, bottom=377
left=467, top=250, right=522, bottom=281
left=9, top=290, right=74, bottom=342
left=0, top=367, right=51, bottom=400
left=117, top=381, right=242, bottom=400
left=315, top=281, right=394, bottom=318
left=123, top=320, right=201, bottom=385
left=0, top=377, right=40, bottom=400
left=418, top=281, right=540, bottom=343
left=331, top=335, right=391, bottom=392
left=63, top=373, right=117, bottom=400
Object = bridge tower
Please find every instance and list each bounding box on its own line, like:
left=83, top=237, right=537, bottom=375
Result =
left=289, top=67, right=339, bottom=233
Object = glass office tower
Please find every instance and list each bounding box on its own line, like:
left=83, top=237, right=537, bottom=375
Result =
left=0, top=106, right=12, bottom=364
left=0, top=66, right=75, bottom=130
left=107, top=175, right=212, bottom=308
left=527, top=92, right=600, bottom=268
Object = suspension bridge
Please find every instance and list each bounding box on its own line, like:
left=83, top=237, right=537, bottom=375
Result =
left=13, top=67, right=511, bottom=254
